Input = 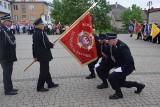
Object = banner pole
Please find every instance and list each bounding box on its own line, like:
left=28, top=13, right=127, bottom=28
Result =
left=24, top=60, right=36, bottom=72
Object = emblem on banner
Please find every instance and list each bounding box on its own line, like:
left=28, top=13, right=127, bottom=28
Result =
left=77, top=31, right=94, bottom=50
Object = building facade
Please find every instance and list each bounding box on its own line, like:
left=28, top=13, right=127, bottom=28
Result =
left=149, top=8, right=160, bottom=25
left=11, top=0, right=53, bottom=25
left=0, top=0, right=11, bottom=16
left=110, top=2, right=126, bottom=30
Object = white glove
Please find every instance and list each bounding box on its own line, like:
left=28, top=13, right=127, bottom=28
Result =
left=114, top=67, right=122, bottom=72
left=94, top=63, right=100, bottom=68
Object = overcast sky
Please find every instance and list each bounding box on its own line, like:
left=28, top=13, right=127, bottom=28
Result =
left=46, top=0, right=159, bottom=9
left=107, top=0, right=160, bottom=9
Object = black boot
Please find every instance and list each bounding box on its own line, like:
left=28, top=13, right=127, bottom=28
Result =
left=48, top=83, right=59, bottom=88
left=134, top=83, right=145, bottom=94
left=37, top=88, right=49, bottom=92
left=109, top=92, right=123, bottom=99
left=86, top=74, right=96, bottom=79
left=97, top=83, right=108, bottom=89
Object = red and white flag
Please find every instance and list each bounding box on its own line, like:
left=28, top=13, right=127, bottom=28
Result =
left=134, top=21, right=142, bottom=33
left=59, top=12, right=97, bottom=66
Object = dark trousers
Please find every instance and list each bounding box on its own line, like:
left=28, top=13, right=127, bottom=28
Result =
left=88, top=58, right=99, bottom=75
left=137, top=33, right=141, bottom=39
left=16, top=29, right=20, bottom=35
left=158, top=34, right=160, bottom=44
left=108, top=70, right=133, bottom=94
left=37, top=62, right=53, bottom=89
left=152, top=36, right=158, bottom=43
left=0, top=62, right=13, bottom=91
left=145, top=36, right=152, bottom=42
left=96, top=65, right=113, bottom=84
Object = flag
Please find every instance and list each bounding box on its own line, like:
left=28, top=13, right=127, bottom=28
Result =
left=59, top=12, right=97, bottom=66
left=128, top=23, right=134, bottom=34
left=143, top=24, right=150, bottom=36
left=134, top=21, right=141, bottom=33
left=150, top=23, right=160, bottom=39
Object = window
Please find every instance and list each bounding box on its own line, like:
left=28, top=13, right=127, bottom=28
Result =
left=46, top=6, right=48, bottom=11
left=4, top=2, right=7, bottom=9
left=14, top=5, right=18, bottom=10
left=48, top=16, right=50, bottom=21
left=29, top=5, right=34, bottom=11
left=16, top=5, right=18, bottom=10
left=14, top=15, right=18, bottom=20
left=22, top=15, right=26, bottom=18
left=0, top=1, right=2, bottom=7
left=8, top=4, right=10, bottom=10
left=45, top=15, right=47, bottom=21
left=29, top=15, right=34, bottom=21
left=21, top=4, right=26, bottom=13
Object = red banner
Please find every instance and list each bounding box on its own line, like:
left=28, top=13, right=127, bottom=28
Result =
left=59, top=12, right=97, bottom=66
left=134, top=21, right=142, bottom=33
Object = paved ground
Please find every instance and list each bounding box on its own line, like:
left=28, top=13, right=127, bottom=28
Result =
left=0, top=33, right=160, bottom=107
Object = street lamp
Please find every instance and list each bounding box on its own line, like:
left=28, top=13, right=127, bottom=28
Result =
left=147, top=1, right=152, bottom=24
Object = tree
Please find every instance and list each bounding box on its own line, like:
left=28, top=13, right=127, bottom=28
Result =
left=51, top=0, right=90, bottom=26
left=121, top=4, right=144, bottom=30
left=90, top=0, right=111, bottom=33
left=51, top=0, right=111, bottom=33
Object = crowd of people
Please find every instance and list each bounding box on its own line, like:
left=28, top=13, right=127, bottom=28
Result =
left=8, top=23, right=69, bottom=36
left=129, top=22, right=160, bottom=44
left=0, top=13, right=145, bottom=100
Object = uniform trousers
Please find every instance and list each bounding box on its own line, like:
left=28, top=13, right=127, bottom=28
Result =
left=88, top=58, right=99, bottom=75
left=108, top=70, right=134, bottom=94
left=0, top=62, right=13, bottom=91
left=96, top=65, right=113, bottom=84
left=37, top=61, right=53, bottom=89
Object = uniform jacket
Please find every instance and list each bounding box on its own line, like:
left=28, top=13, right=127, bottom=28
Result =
left=94, top=34, right=102, bottom=58
left=111, top=40, right=135, bottom=72
left=32, top=28, right=53, bottom=62
left=0, top=25, right=17, bottom=62
left=99, top=43, right=114, bottom=66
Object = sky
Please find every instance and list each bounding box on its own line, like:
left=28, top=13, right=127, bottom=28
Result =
left=107, top=0, right=160, bottom=10
left=46, top=0, right=160, bottom=10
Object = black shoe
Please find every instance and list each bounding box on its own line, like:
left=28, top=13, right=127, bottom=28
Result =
left=97, top=83, right=108, bottom=89
left=48, top=84, right=59, bottom=88
left=135, top=83, right=145, bottom=94
left=5, top=90, right=17, bottom=95
left=109, top=93, right=123, bottom=99
left=37, top=88, right=49, bottom=92
left=12, top=89, right=18, bottom=92
left=86, top=74, right=96, bottom=79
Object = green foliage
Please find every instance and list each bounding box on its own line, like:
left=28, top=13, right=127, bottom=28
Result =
left=121, top=4, right=144, bottom=30
left=90, top=0, right=111, bottom=33
left=51, top=0, right=111, bottom=33
left=51, top=0, right=90, bottom=25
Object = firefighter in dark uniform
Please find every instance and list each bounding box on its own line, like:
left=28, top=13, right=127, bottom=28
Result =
left=106, top=33, right=145, bottom=99
left=95, top=34, right=114, bottom=89
left=32, top=18, right=59, bottom=92
left=86, top=34, right=102, bottom=79
left=0, top=14, right=18, bottom=95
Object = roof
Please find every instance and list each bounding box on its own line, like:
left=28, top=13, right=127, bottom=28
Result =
left=11, top=1, right=52, bottom=6
left=111, top=4, right=126, bottom=10
left=149, top=8, right=160, bottom=13
left=111, top=4, right=147, bottom=21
